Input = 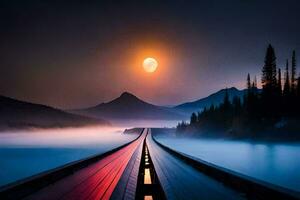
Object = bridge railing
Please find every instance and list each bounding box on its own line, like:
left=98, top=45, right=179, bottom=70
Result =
left=152, top=133, right=300, bottom=200
left=0, top=129, right=144, bottom=200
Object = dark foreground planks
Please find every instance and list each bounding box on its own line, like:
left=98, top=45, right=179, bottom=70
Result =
left=110, top=130, right=144, bottom=200
left=146, top=129, right=244, bottom=200
left=24, top=129, right=146, bottom=200
left=151, top=129, right=300, bottom=200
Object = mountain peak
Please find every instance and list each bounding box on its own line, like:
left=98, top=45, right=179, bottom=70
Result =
left=120, top=91, right=136, bottom=98
left=81, top=91, right=184, bottom=120
left=227, top=87, right=238, bottom=91
left=118, top=92, right=141, bottom=102
left=220, top=87, right=238, bottom=92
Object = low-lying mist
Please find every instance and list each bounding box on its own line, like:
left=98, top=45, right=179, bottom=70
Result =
left=0, top=126, right=137, bottom=147
left=155, top=134, right=300, bottom=192
left=110, top=119, right=179, bottom=128
left=0, top=126, right=138, bottom=187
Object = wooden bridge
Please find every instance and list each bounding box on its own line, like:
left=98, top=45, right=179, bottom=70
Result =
left=0, top=128, right=299, bottom=200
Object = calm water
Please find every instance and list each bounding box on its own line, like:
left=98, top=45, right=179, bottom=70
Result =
left=0, top=127, right=137, bottom=187
left=112, top=119, right=179, bottom=128
left=155, top=136, right=300, bottom=192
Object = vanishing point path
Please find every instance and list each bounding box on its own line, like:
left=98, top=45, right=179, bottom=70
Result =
left=0, top=128, right=298, bottom=200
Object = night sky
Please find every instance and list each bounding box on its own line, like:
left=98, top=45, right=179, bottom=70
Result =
left=0, top=0, right=299, bottom=109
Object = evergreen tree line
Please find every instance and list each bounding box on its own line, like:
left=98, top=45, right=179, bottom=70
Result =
left=177, top=45, right=300, bottom=137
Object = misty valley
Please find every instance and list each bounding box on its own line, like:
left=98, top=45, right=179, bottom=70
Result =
left=1, top=1, right=300, bottom=199
left=1, top=126, right=299, bottom=198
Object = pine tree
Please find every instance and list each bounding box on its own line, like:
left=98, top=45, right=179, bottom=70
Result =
left=209, top=104, right=215, bottom=112
left=278, top=68, right=282, bottom=94
left=261, top=44, right=278, bottom=119
left=197, top=111, right=202, bottom=122
left=223, top=88, right=230, bottom=110
left=262, top=44, right=277, bottom=94
left=232, top=96, right=242, bottom=114
left=283, top=60, right=290, bottom=96
left=298, top=76, right=300, bottom=96
left=247, top=73, right=252, bottom=98
left=254, top=76, right=257, bottom=88
left=297, top=76, right=300, bottom=114
left=247, top=73, right=251, bottom=90
left=276, top=68, right=283, bottom=117
left=291, top=50, right=297, bottom=93
left=253, top=76, right=258, bottom=94
left=190, top=112, right=197, bottom=124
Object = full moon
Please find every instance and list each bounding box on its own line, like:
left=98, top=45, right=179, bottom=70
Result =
left=143, top=57, right=158, bottom=73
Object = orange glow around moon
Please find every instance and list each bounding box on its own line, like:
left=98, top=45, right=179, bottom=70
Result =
left=143, top=57, right=158, bottom=73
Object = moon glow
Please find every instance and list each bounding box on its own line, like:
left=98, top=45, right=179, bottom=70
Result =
left=143, top=57, right=158, bottom=73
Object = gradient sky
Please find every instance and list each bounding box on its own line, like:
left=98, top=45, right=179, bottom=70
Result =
left=0, top=0, right=299, bottom=109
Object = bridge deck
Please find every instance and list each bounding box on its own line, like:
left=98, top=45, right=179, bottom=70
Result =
left=1, top=128, right=298, bottom=200
left=24, top=129, right=147, bottom=200
left=146, top=129, right=243, bottom=200
left=110, top=130, right=144, bottom=200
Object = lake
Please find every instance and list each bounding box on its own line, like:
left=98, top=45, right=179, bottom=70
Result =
left=0, top=126, right=138, bottom=187
left=155, top=136, right=300, bottom=193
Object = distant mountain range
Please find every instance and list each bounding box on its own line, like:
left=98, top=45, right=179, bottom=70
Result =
left=0, top=95, right=109, bottom=130
left=173, top=87, right=248, bottom=115
left=72, top=88, right=249, bottom=122
left=0, top=87, right=250, bottom=130
left=72, top=92, right=185, bottom=120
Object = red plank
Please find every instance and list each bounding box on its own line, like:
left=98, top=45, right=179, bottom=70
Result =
left=25, top=130, right=147, bottom=200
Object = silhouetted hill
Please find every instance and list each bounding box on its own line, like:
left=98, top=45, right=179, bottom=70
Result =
left=73, top=92, right=185, bottom=120
left=0, top=95, right=109, bottom=130
left=174, top=87, right=247, bottom=115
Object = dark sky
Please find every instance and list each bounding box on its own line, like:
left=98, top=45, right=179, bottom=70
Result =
left=0, top=0, right=299, bottom=109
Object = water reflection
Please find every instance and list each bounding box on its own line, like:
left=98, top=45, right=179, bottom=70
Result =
left=156, top=136, right=300, bottom=192
left=0, top=126, right=138, bottom=186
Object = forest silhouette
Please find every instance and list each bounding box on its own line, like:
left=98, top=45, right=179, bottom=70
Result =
left=177, top=45, right=300, bottom=139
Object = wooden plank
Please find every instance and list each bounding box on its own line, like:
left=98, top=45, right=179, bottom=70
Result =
left=24, top=130, right=147, bottom=200
left=110, top=130, right=144, bottom=200
left=151, top=130, right=300, bottom=200
left=146, top=129, right=243, bottom=200
left=0, top=129, right=146, bottom=200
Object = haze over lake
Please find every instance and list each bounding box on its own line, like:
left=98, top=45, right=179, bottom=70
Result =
left=155, top=135, right=300, bottom=192
left=0, top=126, right=138, bottom=187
